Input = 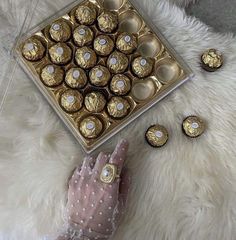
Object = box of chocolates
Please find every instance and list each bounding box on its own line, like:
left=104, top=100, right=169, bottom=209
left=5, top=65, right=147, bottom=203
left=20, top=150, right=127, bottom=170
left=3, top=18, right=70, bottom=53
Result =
left=15, top=0, right=194, bottom=153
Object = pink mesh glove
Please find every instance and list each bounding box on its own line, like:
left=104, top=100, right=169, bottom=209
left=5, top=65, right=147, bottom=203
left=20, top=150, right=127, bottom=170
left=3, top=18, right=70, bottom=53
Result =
left=56, top=139, right=131, bottom=240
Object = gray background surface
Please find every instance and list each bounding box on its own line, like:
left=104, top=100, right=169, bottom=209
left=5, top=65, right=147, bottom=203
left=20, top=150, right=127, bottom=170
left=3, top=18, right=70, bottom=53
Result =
left=187, top=0, right=236, bottom=34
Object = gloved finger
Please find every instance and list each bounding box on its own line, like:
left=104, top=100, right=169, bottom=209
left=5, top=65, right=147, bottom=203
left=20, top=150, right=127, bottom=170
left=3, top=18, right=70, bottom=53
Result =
left=81, top=155, right=96, bottom=174
left=68, top=165, right=81, bottom=187
left=118, top=167, right=132, bottom=207
left=93, top=152, right=109, bottom=178
left=109, top=139, right=129, bottom=174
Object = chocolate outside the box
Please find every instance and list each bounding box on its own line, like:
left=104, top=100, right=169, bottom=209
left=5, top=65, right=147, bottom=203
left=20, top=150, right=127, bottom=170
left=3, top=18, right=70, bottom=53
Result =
left=65, top=67, right=88, bottom=89
left=89, top=65, right=111, bottom=87
left=73, top=25, right=94, bottom=47
left=107, top=51, right=129, bottom=74
left=94, top=35, right=114, bottom=56
left=75, top=3, right=97, bottom=25
left=60, top=89, right=83, bottom=113
left=84, top=92, right=106, bottom=113
left=79, top=115, right=103, bottom=139
left=110, top=74, right=131, bottom=96
left=97, top=11, right=118, bottom=33
left=40, top=65, right=64, bottom=87
left=116, top=32, right=138, bottom=54
left=49, top=19, right=71, bottom=42
left=49, top=43, right=72, bottom=65
left=201, top=49, right=223, bottom=72
left=107, top=96, right=131, bottom=119
left=145, top=125, right=169, bottom=148
left=75, top=46, right=97, bottom=69
left=132, top=56, right=154, bottom=78
left=182, top=116, right=205, bottom=138
left=22, top=37, right=46, bottom=61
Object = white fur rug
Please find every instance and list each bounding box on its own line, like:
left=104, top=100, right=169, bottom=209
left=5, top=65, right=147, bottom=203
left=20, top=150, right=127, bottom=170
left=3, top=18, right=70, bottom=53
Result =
left=1, top=0, right=236, bottom=240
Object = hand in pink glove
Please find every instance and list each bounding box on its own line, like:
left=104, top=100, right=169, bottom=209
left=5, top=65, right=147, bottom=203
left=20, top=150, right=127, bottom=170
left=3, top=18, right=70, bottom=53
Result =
left=57, top=139, right=131, bottom=240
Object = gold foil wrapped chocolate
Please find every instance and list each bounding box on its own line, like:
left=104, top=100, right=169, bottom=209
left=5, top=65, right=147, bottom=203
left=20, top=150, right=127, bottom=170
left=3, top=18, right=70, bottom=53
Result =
left=107, top=96, right=130, bottom=118
left=85, top=92, right=106, bottom=113
left=65, top=68, right=88, bottom=89
left=22, top=37, right=45, bottom=61
left=75, top=47, right=97, bottom=69
left=75, top=3, right=97, bottom=25
left=49, top=43, right=72, bottom=65
left=110, top=74, right=131, bottom=96
left=132, top=56, right=154, bottom=78
left=107, top=51, right=129, bottom=74
left=60, top=89, right=83, bottom=113
left=89, top=65, right=111, bottom=87
left=116, top=32, right=137, bottom=54
left=145, top=125, right=168, bottom=147
left=49, top=19, right=71, bottom=42
left=97, top=11, right=118, bottom=33
left=182, top=116, right=205, bottom=138
left=94, top=35, right=114, bottom=56
left=73, top=25, right=94, bottom=47
left=201, top=49, right=223, bottom=72
left=79, top=115, right=103, bottom=139
left=40, top=64, right=64, bottom=87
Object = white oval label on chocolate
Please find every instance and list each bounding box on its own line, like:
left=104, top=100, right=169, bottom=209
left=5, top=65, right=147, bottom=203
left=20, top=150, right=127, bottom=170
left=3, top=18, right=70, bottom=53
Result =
left=66, top=95, right=75, bottom=104
left=96, top=70, right=103, bottom=78
left=26, top=43, right=34, bottom=51
left=99, top=39, right=107, bottom=45
left=155, top=131, right=163, bottom=138
left=52, top=24, right=60, bottom=31
left=124, top=35, right=131, bottom=43
left=117, top=103, right=124, bottom=111
left=140, top=58, right=147, bottom=66
left=84, top=52, right=91, bottom=60
left=79, top=28, right=86, bottom=35
left=47, top=65, right=55, bottom=74
left=191, top=122, right=199, bottom=129
left=116, top=80, right=125, bottom=89
left=56, top=47, right=64, bottom=56
left=86, top=122, right=95, bottom=130
left=110, top=57, right=117, bottom=65
left=73, top=70, right=80, bottom=79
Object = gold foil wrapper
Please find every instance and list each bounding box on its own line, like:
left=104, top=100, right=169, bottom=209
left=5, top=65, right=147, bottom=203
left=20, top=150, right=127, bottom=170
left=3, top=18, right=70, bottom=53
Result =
left=60, top=89, right=83, bottom=113
left=40, top=64, right=64, bottom=87
left=94, top=35, right=114, bottom=56
left=110, top=74, right=131, bottom=96
left=116, top=32, right=138, bottom=54
left=49, top=43, right=72, bottom=65
left=65, top=67, right=88, bottom=89
left=79, top=115, right=103, bottom=139
left=145, top=125, right=168, bottom=147
left=75, top=3, right=97, bottom=25
left=75, top=47, right=97, bottom=69
left=182, top=116, right=205, bottom=138
left=85, top=92, right=106, bottom=113
left=73, top=25, right=94, bottom=47
left=89, top=65, right=111, bottom=87
left=22, top=37, right=45, bottom=61
left=97, top=11, right=118, bottom=33
left=201, top=49, right=223, bottom=72
left=107, top=51, right=129, bottom=74
left=132, top=56, right=154, bottom=78
left=49, top=19, right=71, bottom=42
left=107, top=96, right=130, bottom=118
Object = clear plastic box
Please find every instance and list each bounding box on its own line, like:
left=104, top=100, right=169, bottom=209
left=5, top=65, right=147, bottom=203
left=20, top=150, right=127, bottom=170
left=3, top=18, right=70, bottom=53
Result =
left=13, top=0, right=194, bottom=153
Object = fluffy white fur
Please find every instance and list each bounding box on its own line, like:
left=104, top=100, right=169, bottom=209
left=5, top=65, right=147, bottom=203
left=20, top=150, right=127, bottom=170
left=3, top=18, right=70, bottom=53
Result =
left=169, top=0, right=197, bottom=6
left=1, top=0, right=236, bottom=240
